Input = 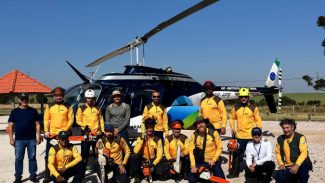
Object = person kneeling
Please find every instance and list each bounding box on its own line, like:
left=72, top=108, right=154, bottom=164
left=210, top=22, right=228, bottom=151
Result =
left=164, top=120, right=190, bottom=180
left=130, top=117, right=164, bottom=183
left=48, top=131, right=85, bottom=183
left=245, top=127, right=275, bottom=183
left=95, top=124, right=130, bottom=183
left=188, top=117, right=226, bottom=183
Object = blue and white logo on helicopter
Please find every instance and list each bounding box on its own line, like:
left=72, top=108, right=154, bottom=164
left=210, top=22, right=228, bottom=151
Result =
left=270, top=72, right=276, bottom=81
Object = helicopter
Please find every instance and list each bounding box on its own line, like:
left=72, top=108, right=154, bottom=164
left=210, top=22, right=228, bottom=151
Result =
left=61, top=0, right=280, bottom=138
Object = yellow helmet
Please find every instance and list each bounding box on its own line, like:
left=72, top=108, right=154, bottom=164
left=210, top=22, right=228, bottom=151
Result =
left=239, top=88, right=250, bottom=97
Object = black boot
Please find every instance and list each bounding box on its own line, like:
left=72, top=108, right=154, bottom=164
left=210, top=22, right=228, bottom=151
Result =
left=43, top=160, right=51, bottom=183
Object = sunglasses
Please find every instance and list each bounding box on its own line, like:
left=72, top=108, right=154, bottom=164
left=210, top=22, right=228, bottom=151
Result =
left=239, top=96, right=249, bottom=99
left=113, top=95, right=121, bottom=98
left=152, top=96, right=160, bottom=98
left=253, top=134, right=261, bottom=136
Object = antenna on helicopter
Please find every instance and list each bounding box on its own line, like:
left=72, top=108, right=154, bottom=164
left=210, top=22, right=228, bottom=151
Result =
left=86, top=0, right=218, bottom=67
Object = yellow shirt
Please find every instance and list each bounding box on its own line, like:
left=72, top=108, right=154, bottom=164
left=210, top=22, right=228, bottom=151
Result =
left=200, top=96, right=227, bottom=129
left=76, top=104, right=104, bottom=132
left=189, top=129, right=223, bottom=167
left=141, top=102, right=168, bottom=135
left=275, top=134, right=308, bottom=166
left=102, top=137, right=131, bottom=165
left=229, top=103, right=262, bottom=139
left=164, top=134, right=189, bottom=160
left=48, top=144, right=82, bottom=178
left=44, top=103, right=74, bottom=135
left=133, top=136, right=163, bottom=166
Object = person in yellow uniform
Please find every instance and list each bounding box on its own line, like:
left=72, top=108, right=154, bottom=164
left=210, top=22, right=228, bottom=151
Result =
left=43, top=87, right=74, bottom=182
left=164, top=120, right=190, bottom=180
left=188, top=116, right=225, bottom=183
left=200, top=81, right=227, bottom=135
left=131, top=117, right=164, bottom=183
left=76, top=89, right=104, bottom=161
left=228, top=87, right=262, bottom=178
left=95, top=124, right=130, bottom=182
left=141, top=91, right=168, bottom=142
left=274, top=118, right=312, bottom=183
left=48, top=131, right=85, bottom=183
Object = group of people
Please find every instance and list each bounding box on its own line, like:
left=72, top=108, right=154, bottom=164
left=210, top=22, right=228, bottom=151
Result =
left=7, top=81, right=312, bottom=183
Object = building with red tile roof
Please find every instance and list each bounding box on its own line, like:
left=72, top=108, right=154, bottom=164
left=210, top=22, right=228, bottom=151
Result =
left=0, top=69, right=51, bottom=94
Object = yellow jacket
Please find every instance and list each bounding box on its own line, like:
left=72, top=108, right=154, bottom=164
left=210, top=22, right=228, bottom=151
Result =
left=102, top=136, right=131, bottom=165
left=189, top=129, right=223, bottom=167
left=133, top=136, right=163, bottom=166
left=141, top=102, right=168, bottom=135
left=275, top=133, right=308, bottom=166
left=44, top=103, right=74, bottom=135
left=200, top=96, right=227, bottom=129
left=229, top=103, right=262, bottom=139
left=76, top=104, right=104, bottom=132
left=164, top=134, right=189, bottom=160
left=48, top=144, right=82, bottom=178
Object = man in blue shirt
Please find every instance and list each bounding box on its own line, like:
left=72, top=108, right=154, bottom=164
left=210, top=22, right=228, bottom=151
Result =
left=8, top=93, right=41, bottom=183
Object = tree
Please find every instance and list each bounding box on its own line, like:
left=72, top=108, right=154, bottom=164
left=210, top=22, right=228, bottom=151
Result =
left=302, top=75, right=325, bottom=91
left=276, top=96, right=296, bottom=106
left=317, top=16, right=325, bottom=55
left=36, top=94, right=48, bottom=104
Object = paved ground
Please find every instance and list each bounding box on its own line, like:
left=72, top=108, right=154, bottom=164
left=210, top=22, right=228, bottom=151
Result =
left=0, top=121, right=324, bottom=183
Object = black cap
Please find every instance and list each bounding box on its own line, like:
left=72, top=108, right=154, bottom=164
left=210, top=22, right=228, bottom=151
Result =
left=58, top=131, right=70, bottom=139
left=20, top=93, right=29, bottom=100
left=144, top=117, right=157, bottom=128
left=251, top=127, right=262, bottom=136
left=194, top=116, right=208, bottom=126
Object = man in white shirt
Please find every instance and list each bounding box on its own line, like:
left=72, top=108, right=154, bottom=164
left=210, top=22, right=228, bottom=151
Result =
left=245, top=127, right=275, bottom=183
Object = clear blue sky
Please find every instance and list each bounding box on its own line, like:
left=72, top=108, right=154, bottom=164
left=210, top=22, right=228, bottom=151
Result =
left=1, top=0, right=324, bottom=93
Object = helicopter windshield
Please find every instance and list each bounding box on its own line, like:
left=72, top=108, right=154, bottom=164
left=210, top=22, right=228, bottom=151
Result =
left=64, top=83, right=102, bottom=107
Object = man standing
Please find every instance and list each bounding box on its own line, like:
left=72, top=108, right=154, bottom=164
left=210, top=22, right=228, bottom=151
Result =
left=274, top=119, right=312, bottom=183
left=95, top=124, right=131, bottom=182
left=48, top=131, right=85, bottom=183
left=188, top=116, right=225, bottom=183
left=228, top=88, right=262, bottom=178
left=200, top=81, right=227, bottom=135
left=131, top=117, right=164, bottom=183
left=76, top=89, right=104, bottom=161
left=8, top=93, right=41, bottom=183
left=245, top=127, right=275, bottom=183
left=43, top=87, right=74, bottom=182
left=164, top=120, right=190, bottom=180
left=141, top=91, right=168, bottom=141
left=105, top=90, right=131, bottom=148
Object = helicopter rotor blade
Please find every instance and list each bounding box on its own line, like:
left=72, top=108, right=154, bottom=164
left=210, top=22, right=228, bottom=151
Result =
left=141, top=0, right=218, bottom=42
left=86, top=45, right=130, bottom=67
left=86, top=0, right=218, bottom=67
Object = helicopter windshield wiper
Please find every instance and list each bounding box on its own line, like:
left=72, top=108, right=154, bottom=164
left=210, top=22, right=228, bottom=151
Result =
left=86, top=0, right=218, bottom=67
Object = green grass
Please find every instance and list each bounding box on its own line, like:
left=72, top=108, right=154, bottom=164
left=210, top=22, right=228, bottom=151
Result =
left=251, top=92, right=325, bottom=105
left=284, top=93, right=325, bottom=104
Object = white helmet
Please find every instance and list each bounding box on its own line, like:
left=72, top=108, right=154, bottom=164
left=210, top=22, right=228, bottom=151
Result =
left=85, top=89, right=95, bottom=98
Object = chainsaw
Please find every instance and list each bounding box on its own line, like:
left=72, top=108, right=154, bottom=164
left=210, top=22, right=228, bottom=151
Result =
left=97, top=139, right=115, bottom=182
left=198, top=166, right=230, bottom=183
left=227, top=138, right=239, bottom=172
left=144, top=135, right=153, bottom=183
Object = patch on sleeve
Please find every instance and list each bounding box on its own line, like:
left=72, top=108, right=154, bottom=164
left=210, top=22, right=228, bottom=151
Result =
left=301, top=141, right=306, bottom=144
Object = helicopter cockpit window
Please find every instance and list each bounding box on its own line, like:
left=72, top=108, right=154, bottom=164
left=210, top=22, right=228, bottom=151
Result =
left=64, top=84, right=102, bottom=107
left=130, top=90, right=154, bottom=117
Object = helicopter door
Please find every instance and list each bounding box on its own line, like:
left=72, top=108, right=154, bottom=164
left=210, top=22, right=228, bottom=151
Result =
left=130, top=90, right=154, bottom=117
